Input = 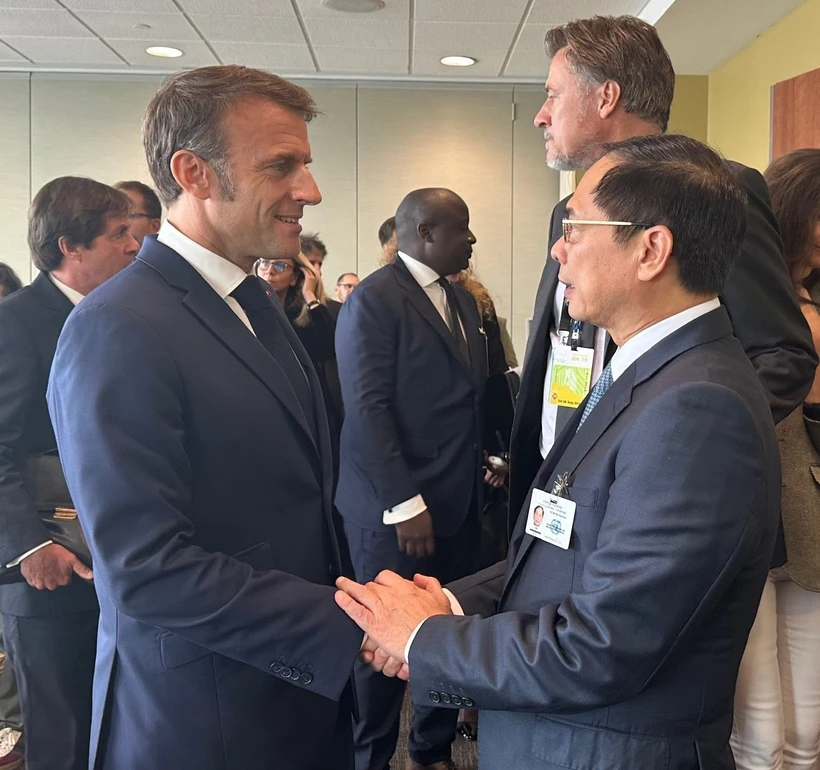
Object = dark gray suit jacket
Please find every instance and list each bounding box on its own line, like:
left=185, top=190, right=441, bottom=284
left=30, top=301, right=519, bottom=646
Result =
left=409, top=307, right=780, bottom=770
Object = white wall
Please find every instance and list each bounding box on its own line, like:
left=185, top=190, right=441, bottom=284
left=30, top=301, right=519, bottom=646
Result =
left=0, top=74, right=559, bottom=358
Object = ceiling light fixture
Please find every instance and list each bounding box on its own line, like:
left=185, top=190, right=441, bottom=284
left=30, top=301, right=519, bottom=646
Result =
left=637, top=0, right=677, bottom=24
left=133, top=23, right=152, bottom=30
left=322, top=0, right=385, bottom=12
left=146, top=46, right=183, bottom=58
left=440, top=55, right=476, bottom=67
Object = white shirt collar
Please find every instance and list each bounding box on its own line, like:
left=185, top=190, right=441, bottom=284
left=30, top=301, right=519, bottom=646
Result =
left=610, top=298, right=721, bottom=382
left=49, top=273, right=85, bottom=306
left=398, top=250, right=441, bottom=289
left=157, top=220, right=249, bottom=299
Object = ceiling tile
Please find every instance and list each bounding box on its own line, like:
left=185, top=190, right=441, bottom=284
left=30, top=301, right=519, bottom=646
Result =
left=315, top=45, right=407, bottom=74
left=63, top=0, right=178, bottom=10
left=0, top=0, right=58, bottom=8
left=503, top=47, right=547, bottom=79
left=303, top=17, right=407, bottom=48
left=296, top=0, right=409, bottom=20
left=0, top=38, right=26, bottom=60
left=4, top=35, right=122, bottom=62
left=527, top=0, right=644, bottom=25
left=77, top=11, right=200, bottom=40
left=214, top=41, right=315, bottom=70
left=192, top=13, right=304, bottom=44
left=415, top=0, right=530, bottom=23
left=108, top=37, right=218, bottom=67
left=178, top=0, right=293, bottom=15
left=414, top=21, right=517, bottom=52
left=0, top=8, right=93, bottom=36
left=515, top=23, right=552, bottom=51
left=412, top=47, right=506, bottom=77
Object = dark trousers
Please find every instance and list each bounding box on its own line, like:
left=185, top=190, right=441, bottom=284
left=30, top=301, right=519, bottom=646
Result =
left=1, top=609, right=98, bottom=770
left=345, top=512, right=480, bottom=770
left=0, top=619, right=21, bottom=732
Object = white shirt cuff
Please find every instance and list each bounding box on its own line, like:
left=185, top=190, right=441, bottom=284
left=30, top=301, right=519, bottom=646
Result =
left=404, top=588, right=464, bottom=661
left=6, top=540, right=53, bottom=568
left=383, top=494, right=426, bottom=525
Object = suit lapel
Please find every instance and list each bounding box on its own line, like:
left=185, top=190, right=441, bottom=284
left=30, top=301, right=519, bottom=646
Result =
left=391, top=259, right=476, bottom=382
left=138, top=241, right=318, bottom=452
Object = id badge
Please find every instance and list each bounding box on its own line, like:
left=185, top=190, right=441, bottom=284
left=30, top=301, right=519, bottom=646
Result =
left=548, top=346, right=594, bottom=409
left=525, top=487, right=576, bottom=550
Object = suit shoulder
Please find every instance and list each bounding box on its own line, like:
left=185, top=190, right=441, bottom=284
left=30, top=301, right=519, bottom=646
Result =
left=726, top=159, right=767, bottom=194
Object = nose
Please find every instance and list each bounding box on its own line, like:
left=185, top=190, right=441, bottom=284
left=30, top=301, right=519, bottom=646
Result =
left=468, top=229, right=476, bottom=245
left=294, top=167, right=322, bottom=207
left=533, top=99, right=551, bottom=129
left=551, top=236, right=567, bottom=264
left=125, top=234, right=140, bottom=257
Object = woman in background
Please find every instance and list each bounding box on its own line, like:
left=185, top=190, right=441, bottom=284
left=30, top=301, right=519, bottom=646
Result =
left=0, top=263, right=22, bottom=299
left=731, top=148, right=820, bottom=770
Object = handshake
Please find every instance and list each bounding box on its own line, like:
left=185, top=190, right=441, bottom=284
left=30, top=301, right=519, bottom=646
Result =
left=334, top=570, right=456, bottom=680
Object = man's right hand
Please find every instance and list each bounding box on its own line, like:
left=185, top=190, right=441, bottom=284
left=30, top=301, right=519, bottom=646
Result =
left=394, top=509, right=435, bottom=557
left=19, top=543, right=93, bottom=590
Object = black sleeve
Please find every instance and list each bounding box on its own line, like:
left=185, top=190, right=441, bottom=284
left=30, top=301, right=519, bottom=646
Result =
left=722, top=163, right=818, bottom=424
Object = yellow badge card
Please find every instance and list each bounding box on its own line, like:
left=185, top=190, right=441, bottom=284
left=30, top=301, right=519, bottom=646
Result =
left=548, top=346, right=594, bottom=409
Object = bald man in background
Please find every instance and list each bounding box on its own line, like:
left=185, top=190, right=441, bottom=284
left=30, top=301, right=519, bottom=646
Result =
left=335, top=189, right=488, bottom=770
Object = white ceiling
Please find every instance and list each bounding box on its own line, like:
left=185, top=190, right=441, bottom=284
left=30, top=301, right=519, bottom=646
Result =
left=0, top=0, right=806, bottom=80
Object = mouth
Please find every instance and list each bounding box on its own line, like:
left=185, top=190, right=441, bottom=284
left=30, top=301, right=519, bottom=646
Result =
left=275, top=215, right=302, bottom=231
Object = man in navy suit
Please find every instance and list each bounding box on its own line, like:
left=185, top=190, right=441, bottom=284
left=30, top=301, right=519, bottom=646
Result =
left=335, top=135, right=781, bottom=770
left=335, top=188, right=489, bottom=770
left=47, top=66, right=363, bottom=770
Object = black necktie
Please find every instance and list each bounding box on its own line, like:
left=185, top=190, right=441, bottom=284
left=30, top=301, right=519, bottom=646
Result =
left=436, top=277, right=470, bottom=362
left=230, top=277, right=315, bottom=436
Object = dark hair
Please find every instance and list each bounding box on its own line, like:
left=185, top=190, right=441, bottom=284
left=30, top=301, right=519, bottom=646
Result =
left=28, top=177, right=131, bottom=273
left=764, top=149, right=820, bottom=297
left=115, top=180, right=163, bottom=219
left=0, top=263, right=23, bottom=297
left=143, top=65, right=318, bottom=206
left=595, top=134, right=747, bottom=296
left=300, top=233, right=327, bottom=258
left=336, top=272, right=358, bottom=285
left=378, top=216, right=396, bottom=246
left=545, top=16, right=675, bottom=132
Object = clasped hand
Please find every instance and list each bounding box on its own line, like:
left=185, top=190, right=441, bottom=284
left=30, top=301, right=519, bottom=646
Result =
left=335, top=570, right=453, bottom=680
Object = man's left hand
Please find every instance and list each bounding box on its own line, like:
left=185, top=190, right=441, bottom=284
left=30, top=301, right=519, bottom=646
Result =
left=335, top=571, right=452, bottom=663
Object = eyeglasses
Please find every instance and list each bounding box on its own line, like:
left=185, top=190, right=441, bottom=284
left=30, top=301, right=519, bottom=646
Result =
left=258, top=259, right=294, bottom=273
left=562, top=219, right=654, bottom=242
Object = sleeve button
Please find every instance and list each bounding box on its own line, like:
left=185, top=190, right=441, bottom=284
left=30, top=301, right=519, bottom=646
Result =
left=429, top=691, right=441, bottom=704
left=300, top=672, right=313, bottom=685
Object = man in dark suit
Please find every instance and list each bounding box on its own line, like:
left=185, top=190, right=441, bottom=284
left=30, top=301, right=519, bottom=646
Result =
left=335, top=188, right=488, bottom=770
left=0, top=176, right=138, bottom=770
left=509, top=15, right=816, bottom=535
left=46, top=66, right=363, bottom=770
left=335, top=134, right=781, bottom=770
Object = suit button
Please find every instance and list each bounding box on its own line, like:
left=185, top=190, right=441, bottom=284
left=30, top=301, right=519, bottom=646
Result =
left=290, top=668, right=301, bottom=681
left=451, top=695, right=462, bottom=706
left=441, top=693, right=451, bottom=704
left=270, top=662, right=282, bottom=674
left=429, top=691, right=441, bottom=704
left=300, top=672, right=313, bottom=685
left=280, top=666, right=292, bottom=679
left=462, top=697, right=474, bottom=708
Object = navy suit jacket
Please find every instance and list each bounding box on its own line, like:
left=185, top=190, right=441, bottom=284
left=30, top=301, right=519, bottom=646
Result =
left=47, top=237, right=362, bottom=770
left=0, top=273, right=97, bottom=616
left=335, top=257, right=488, bottom=537
left=409, top=307, right=780, bottom=770
left=509, top=162, right=817, bottom=540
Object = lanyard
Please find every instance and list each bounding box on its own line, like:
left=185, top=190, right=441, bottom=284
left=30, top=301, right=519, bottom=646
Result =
left=558, top=299, right=584, bottom=350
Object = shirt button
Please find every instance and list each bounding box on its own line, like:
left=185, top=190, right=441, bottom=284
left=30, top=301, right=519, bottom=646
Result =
left=280, top=666, right=292, bottom=679
left=429, top=691, right=441, bottom=704
left=300, top=672, right=314, bottom=685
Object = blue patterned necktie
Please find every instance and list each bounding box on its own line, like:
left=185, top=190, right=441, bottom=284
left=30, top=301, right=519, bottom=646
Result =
left=577, top=362, right=614, bottom=430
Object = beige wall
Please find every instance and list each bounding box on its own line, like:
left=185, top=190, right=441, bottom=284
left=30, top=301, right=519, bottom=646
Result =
left=668, top=75, right=708, bottom=142
left=708, top=0, right=820, bottom=170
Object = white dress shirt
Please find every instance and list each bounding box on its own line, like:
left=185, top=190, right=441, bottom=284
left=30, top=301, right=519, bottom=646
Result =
left=405, top=297, right=722, bottom=659
left=381, top=251, right=463, bottom=526
left=539, top=282, right=608, bottom=459
left=4, top=274, right=88, bottom=568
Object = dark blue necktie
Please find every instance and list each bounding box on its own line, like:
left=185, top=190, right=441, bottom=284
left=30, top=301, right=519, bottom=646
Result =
left=577, top=362, right=614, bottom=430
left=230, top=277, right=315, bottom=437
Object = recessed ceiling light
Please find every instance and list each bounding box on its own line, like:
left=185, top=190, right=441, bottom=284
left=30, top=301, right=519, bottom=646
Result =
left=322, top=0, right=385, bottom=12
left=440, top=55, right=476, bottom=67
left=146, top=46, right=183, bottom=58
left=133, top=23, right=151, bottom=30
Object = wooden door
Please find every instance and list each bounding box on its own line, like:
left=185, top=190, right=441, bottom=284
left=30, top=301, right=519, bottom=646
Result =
left=772, top=66, right=820, bottom=159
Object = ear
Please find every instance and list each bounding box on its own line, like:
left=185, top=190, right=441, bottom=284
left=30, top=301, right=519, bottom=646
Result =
left=634, top=226, right=674, bottom=283
left=57, top=235, right=83, bottom=264
left=169, top=149, right=218, bottom=201
left=597, top=80, right=622, bottom=120
left=417, top=222, right=434, bottom=244
left=149, top=218, right=162, bottom=234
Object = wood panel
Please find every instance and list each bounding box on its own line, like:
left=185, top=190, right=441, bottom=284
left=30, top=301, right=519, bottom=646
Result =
left=772, top=66, right=820, bottom=159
